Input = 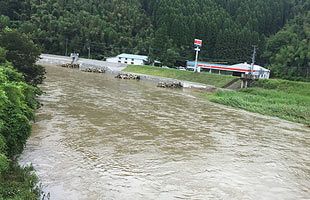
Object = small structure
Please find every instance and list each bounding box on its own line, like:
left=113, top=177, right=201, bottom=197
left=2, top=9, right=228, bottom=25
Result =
left=106, top=53, right=148, bottom=65
left=186, top=61, right=270, bottom=79
left=70, top=53, right=79, bottom=64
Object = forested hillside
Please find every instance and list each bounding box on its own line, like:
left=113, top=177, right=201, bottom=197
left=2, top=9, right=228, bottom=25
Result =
left=0, top=0, right=309, bottom=80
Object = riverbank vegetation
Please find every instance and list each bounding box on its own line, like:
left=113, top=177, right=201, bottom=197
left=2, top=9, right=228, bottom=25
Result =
left=205, top=79, right=310, bottom=126
left=123, top=65, right=236, bottom=88
left=0, top=0, right=309, bottom=81
left=0, top=28, right=42, bottom=199
left=0, top=64, right=40, bottom=199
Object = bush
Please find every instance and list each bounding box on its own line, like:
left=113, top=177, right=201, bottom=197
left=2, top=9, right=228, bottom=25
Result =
left=0, top=64, right=39, bottom=199
left=0, top=65, right=40, bottom=158
left=0, top=164, right=39, bottom=200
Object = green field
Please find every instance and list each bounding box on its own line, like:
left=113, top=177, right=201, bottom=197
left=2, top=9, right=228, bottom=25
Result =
left=205, top=79, right=310, bottom=126
left=123, top=65, right=236, bottom=88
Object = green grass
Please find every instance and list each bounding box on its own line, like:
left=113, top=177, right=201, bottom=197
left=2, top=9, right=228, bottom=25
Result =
left=205, top=79, right=310, bottom=126
left=123, top=65, right=236, bottom=88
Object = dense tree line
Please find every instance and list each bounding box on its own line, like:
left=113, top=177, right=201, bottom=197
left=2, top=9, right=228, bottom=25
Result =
left=0, top=0, right=308, bottom=80
left=264, top=6, right=309, bottom=81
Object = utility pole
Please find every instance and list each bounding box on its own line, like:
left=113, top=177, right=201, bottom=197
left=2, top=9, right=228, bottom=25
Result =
left=65, top=38, right=68, bottom=56
left=194, top=47, right=200, bottom=72
left=250, top=45, right=257, bottom=77
left=86, top=39, right=91, bottom=59
left=87, top=45, right=91, bottom=59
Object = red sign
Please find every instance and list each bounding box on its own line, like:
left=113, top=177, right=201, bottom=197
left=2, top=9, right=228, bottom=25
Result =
left=194, top=39, right=202, bottom=46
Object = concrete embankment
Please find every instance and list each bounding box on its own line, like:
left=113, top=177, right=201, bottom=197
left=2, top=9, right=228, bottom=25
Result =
left=38, top=54, right=218, bottom=91
left=38, top=54, right=127, bottom=73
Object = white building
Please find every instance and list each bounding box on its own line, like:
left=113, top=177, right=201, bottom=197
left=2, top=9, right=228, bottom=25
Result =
left=187, top=61, right=270, bottom=79
left=106, top=53, right=148, bottom=65
left=230, top=63, right=270, bottom=79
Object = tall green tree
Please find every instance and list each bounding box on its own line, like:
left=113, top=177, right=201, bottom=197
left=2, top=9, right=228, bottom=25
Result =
left=0, top=28, right=45, bottom=85
left=264, top=11, right=310, bottom=81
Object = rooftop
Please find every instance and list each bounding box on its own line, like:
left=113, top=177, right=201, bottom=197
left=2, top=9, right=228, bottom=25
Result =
left=231, top=63, right=270, bottom=72
left=187, top=61, right=229, bottom=67
left=118, top=53, right=148, bottom=60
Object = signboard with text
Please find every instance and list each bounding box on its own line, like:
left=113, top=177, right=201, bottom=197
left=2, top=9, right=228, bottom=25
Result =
left=194, top=39, right=202, bottom=47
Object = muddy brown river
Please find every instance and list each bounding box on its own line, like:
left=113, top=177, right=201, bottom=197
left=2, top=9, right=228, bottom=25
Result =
left=20, top=65, right=309, bottom=200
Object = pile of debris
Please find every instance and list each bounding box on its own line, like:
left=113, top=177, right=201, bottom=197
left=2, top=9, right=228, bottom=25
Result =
left=81, top=68, right=105, bottom=73
left=115, top=73, right=140, bottom=80
left=157, top=82, right=183, bottom=88
left=61, top=63, right=80, bottom=69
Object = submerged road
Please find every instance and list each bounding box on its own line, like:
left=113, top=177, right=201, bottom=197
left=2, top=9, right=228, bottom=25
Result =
left=21, top=65, right=310, bottom=200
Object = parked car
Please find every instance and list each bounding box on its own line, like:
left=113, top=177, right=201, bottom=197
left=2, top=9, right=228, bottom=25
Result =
left=186, top=67, right=194, bottom=71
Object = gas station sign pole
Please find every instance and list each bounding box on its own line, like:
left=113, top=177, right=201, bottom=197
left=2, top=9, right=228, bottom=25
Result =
left=194, top=39, right=202, bottom=73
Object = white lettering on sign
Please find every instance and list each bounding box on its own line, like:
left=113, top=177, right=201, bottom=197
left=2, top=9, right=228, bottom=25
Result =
left=194, top=39, right=202, bottom=46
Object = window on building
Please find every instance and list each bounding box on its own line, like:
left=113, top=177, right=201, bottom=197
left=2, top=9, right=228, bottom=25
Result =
left=125, top=61, right=127, bottom=64
left=125, top=58, right=128, bottom=60
left=118, top=61, right=121, bottom=63
left=131, top=62, right=134, bottom=64
left=132, top=58, right=134, bottom=61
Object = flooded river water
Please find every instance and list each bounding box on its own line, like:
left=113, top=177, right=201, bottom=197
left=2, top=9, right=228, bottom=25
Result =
left=20, top=65, right=310, bottom=200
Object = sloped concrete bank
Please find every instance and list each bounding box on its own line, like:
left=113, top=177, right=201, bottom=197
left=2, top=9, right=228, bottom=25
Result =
left=38, top=54, right=127, bottom=73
